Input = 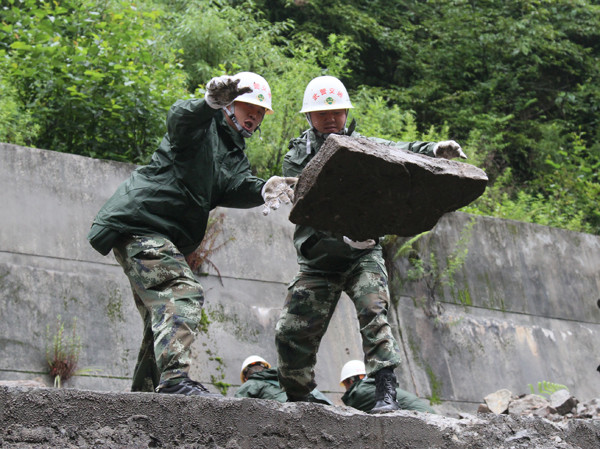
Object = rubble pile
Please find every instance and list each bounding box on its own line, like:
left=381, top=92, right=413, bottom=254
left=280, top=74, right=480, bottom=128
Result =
left=478, top=388, right=600, bottom=422
left=1, top=385, right=599, bottom=448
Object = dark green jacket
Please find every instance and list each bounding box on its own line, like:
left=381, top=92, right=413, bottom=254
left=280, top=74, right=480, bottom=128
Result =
left=282, top=127, right=436, bottom=272
left=341, top=377, right=435, bottom=413
left=88, top=99, right=265, bottom=256
left=234, top=368, right=333, bottom=405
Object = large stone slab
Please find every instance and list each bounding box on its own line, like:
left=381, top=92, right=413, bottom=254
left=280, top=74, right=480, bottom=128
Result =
left=289, top=134, right=488, bottom=240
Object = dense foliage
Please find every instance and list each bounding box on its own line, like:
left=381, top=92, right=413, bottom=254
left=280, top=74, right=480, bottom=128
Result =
left=1, top=0, right=188, bottom=161
left=1, top=0, right=599, bottom=234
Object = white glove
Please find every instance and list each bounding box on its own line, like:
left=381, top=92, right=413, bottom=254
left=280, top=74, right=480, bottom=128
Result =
left=433, top=140, right=467, bottom=159
left=261, top=176, right=298, bottom=216
left=205, top=75, right=252, bottom=109
left=343, top=236, right=376, bottom=249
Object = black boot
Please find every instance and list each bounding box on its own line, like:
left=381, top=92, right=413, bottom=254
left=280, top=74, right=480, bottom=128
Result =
left=370, top=367, right=400, bottom=414
left=287, top=392, right=331, bottom=405
left=156, top=375, right=223, bottom=398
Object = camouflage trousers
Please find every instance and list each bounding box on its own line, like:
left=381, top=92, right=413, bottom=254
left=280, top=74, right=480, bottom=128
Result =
left=113, top=234, right=204, bottom=392
left=275, top=251, right=401, bottom=399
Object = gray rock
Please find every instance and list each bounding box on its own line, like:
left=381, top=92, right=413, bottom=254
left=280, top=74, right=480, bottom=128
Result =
left=576, top=398, right=600, bottom=418
left=551, top=389, right=578, bottom=415
left=0, top=379, right=47, bottom=388
left=508, top=394, right=550, bottom=416
left=477, top=403, right=492, bottom=414
left=532, top=405, right=558, bottom=419
left=484, top=388, right=513, bottom=414
left=289, top=134, right=488, bottom=240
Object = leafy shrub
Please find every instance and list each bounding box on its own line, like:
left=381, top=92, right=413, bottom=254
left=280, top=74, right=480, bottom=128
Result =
left=464, top=129, right=599, bottom=234
left=528, top=380, right=568, bottom=398
left=0, top=65, right=40, bottom=145
left=1, top=0, right=188, bottom=163
left=185, top=212, right=234, bottom=284
left=46, top=315, right=82, bottom=388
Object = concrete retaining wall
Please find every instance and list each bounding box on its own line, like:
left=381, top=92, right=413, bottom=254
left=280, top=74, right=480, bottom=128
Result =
left=1, top=143, right=599, bottom=413
left=387, top=213, right=600, bottom=412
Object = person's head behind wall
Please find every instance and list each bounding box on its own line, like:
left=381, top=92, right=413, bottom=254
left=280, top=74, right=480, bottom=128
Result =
left=340, top=359, right=366, bottom=391
left=240, top=355, right=271, bottom=383
left=225, top=72, right=273, bottom=138
left=300, top=75, right=353, bottom=135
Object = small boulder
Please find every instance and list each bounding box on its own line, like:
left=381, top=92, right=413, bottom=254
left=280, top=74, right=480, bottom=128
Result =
left=550, top=389, right=578, bottom=415
left=484, top=389, right=513, bottom=414
left=508, top=394, right=550, bottom=416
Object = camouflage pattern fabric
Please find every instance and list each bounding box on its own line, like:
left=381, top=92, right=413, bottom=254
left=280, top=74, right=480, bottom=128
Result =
left=113, top=234, right=205, bottom=392
left=275, top=250, right=401, bottom=399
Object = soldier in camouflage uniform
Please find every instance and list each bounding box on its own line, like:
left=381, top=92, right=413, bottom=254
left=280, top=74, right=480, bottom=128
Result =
left=88, top=73, right=297, bottom=396
left=275, top=76, right=467, bottom=412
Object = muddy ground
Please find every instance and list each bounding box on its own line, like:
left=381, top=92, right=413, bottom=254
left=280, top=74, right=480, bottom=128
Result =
left=1, top=386, right=599, bottom=448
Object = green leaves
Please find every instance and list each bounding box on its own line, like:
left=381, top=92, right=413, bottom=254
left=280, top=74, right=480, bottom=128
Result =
left=528, top=381, right=568, bottom=398
left=2, top=0, right=188, bottom=163
left=2, top=0, right=599, bottom=234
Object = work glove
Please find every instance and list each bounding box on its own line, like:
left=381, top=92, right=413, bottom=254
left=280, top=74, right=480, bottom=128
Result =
left=343, top=236, right=377, bottom=249
left=261, top=176, right=298, bottom=216
left=433, top=140, right=467, bottom=160
left=205, top=75, right=252, bottom=109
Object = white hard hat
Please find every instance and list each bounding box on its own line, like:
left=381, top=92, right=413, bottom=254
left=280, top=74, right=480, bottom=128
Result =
left=339, top=360, right=366, bottom=385
left=233, top=72, right=273, bottom=114
left=240, top=355, right=271, bottom=383
left=300, top=75, right=353, bottom=113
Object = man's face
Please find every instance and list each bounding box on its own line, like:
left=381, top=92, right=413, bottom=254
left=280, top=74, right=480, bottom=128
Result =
left=342, top=374, right=365, bottom=391
left=243, top=362, right=267, bottom=382
left=309, top=109, right=347, bottom=134
left=231, top=101, right=266, bottom=134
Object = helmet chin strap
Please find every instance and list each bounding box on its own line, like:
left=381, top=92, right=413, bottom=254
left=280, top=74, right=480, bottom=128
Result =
left=304, top=111, right=350, bottom=154
left=305, top=113, right=313, bottom=128
left=225, top=104, right=253, bottom=138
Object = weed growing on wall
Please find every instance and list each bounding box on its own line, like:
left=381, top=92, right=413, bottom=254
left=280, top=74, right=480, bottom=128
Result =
left=529, top=381, right=568, bottom=398
left=45, top=315, right=82, bottom=388
left=207, top=351, right=231, bottom=396
left=425, top=364, right=443, bottom=405
left=391, top=218, right=475, bottom=317
left=196, top=307, right=231, bottom=395
left=185, top=212, right=235, bottom=285
left=197, top=309, right=211, bottom=335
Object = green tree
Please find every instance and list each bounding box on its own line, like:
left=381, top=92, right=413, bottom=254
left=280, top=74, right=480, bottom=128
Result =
left=2, top=0, right=599, bottom=234
left=244, top=0, right=600, bottom=234
left=0, top=62, right=40, bottom=145
left=1, top=0, right=188, bottom=162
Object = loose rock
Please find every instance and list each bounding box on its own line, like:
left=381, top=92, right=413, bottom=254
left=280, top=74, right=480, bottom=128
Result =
left=289, top=134, right=488, bottom=240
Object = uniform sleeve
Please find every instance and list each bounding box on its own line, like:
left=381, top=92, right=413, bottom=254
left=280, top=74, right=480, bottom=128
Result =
left=234, top=381, right=259, bottom=398
left=396, top=389, right=436, bottom=413
left=343, top=380, right=377, bottom=412
left=311, top=389, right=334, bottom=405
left=166, top=98, right=219, bottom=154
left=220, top=172, right=265, bottom=209
left=365, top=136, right=437, bottom=157
left=283, top=138, right=310, bottom=178
left=283, top=153, right=304, bottom=178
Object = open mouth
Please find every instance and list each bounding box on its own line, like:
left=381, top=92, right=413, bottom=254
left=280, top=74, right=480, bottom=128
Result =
left=243, top=120, right=254, bottom=131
